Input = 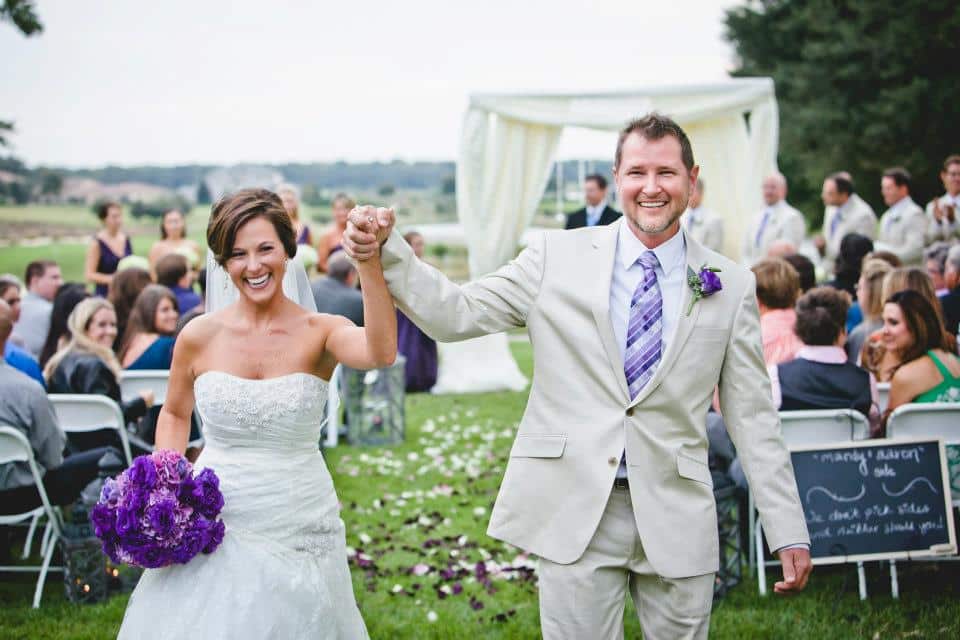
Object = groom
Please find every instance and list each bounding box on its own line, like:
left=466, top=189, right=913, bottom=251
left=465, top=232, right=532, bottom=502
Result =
left=344, top=113, right=811, bottom=638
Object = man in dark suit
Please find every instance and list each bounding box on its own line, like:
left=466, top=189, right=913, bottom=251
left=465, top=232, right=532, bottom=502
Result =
left=310, top=252, right=364, bottom=326
left=565, top=174, right=621, bottom=229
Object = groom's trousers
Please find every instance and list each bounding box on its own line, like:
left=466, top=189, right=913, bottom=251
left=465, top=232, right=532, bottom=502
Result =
left=538, top=486, right=714, bottom=640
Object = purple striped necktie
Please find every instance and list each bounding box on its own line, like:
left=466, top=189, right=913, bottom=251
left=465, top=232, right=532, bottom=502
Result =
left=625, top=251, right=663, bottom=400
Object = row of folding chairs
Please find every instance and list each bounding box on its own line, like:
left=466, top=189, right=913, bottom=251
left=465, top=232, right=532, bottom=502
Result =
left=0, top=371, right=176, bottom=607
left=753, top=403, right=960, bottom=598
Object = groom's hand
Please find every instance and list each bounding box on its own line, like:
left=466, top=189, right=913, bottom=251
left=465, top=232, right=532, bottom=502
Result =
left=344, top=205, right=395, bottom=261
left=774, top=547, right=812, bottom=594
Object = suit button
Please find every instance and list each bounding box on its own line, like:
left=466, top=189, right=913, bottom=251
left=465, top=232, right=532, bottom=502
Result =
left=608, top=456, right=618, bottom=466
left=626, top=407, right=634, bottom=417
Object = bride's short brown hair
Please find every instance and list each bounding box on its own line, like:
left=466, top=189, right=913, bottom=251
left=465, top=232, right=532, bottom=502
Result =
left=207, top=188, right=297, bottom=266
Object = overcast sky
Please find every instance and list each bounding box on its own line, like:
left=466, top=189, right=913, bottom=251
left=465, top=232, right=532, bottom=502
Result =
left=1, top=0, right=740, bottom=167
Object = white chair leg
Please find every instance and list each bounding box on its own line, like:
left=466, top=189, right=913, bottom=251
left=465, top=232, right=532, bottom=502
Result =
left=756, top=521, right=767, bottom=596
left=32, top=532, right=58, bottom=609
left=857, top=561, right=867, bottom=600
left=39, top=521, right=53, bottom=557
left=748, top=491, right=756, bottom=569
left=21, top=512, right=41, bottom=559
left=889, top=560, right=899, bottom=599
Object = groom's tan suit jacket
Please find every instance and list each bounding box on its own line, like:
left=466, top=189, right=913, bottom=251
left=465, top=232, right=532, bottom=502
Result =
left=379, top=221, right=809, bottom=579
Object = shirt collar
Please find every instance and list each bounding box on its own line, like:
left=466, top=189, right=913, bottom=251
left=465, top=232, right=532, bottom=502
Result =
left=797, top=345, right=847, bottom=364
left=889, top=196, right=912, bottom=214
left=586, top=203, right=605, bottom=216
left=617, top=221, right=686, bottom=276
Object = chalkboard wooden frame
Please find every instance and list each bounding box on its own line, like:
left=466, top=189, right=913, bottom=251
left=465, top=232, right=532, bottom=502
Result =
left=790, top=437, right=957, bottom=565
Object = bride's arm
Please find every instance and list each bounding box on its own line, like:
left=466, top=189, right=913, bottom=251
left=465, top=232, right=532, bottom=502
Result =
left=155, top=319, right=205, bottom=453
left=323, top=255, right=398, bottom=370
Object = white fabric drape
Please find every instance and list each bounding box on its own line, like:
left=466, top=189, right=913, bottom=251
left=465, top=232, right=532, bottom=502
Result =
left=432, top=79, right=779, bottom=394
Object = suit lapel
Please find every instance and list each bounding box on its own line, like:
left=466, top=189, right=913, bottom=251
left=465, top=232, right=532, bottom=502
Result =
left=629, top=229, right=705, bottom=407
left=590, top=220, right=630, bottom=401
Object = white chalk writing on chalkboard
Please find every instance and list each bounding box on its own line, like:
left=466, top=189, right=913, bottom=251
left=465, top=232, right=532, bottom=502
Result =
left=881, top=477, right=938, bottom=497
left=806, top=484, right=866, bottom=503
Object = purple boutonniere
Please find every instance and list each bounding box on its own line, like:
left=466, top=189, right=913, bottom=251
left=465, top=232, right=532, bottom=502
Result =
left=686, top=264, right=722, bottom=316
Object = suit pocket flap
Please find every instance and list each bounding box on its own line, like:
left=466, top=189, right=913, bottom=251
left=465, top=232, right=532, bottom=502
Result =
left=510, top=435, right=567, bottom=458
left=677, top=451, right=712, bottom=485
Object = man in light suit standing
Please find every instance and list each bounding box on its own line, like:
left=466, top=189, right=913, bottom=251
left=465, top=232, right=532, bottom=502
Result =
left=742, top=172, right=807, bottom=265
left=344, top=114, right=811, bottom=639
left=925, top=155, right=960, bottom=244
left=682, top=178, right=725, bottom=254
left=815, top=172, right=877, bottom=276
left=875, top=167, right=927, bottom=265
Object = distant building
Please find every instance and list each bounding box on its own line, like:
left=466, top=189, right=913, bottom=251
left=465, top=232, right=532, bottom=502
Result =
left=58, top=178, right=175, bottom=204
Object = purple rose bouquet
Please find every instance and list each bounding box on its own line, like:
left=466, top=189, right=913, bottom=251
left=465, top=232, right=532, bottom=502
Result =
left=90, top=450, right=226, bottom=569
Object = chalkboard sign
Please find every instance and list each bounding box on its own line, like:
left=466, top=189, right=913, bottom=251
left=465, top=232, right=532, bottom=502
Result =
left=791, top=438, right=957, bottom=563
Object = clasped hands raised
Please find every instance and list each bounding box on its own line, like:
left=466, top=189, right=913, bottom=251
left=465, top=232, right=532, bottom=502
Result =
left=342, top=205, right=396, bottom=262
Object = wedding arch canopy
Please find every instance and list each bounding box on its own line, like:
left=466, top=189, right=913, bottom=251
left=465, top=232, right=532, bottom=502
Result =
left=430, top=78, right=780, bottom=394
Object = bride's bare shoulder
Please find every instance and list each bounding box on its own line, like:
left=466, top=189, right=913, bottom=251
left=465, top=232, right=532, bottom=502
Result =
left=177, top=311, right=226, bottom=348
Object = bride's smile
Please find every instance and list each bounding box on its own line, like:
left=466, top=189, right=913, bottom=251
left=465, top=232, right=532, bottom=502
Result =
left=225, top=217, right=288, bottom=303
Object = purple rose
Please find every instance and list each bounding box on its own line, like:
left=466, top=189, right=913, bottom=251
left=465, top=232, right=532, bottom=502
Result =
left=145, top=498, right=178, bottom=539
left=133, top=544, right=170, bottom=569
left=191, top=469, right=224, bottom=519
left=115, top=506, right=139, bottom=537
left=699, top=268, right=722, bottom=296
left=202, top=519, right=226, bottom=554
left=173, top=519, right=210, bottom=563
left=127, top=456, right=158, bottom=491
left=90, top=503, right=115, bottom=538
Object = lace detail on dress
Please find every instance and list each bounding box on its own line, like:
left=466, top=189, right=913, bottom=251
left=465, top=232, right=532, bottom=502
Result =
left=195, top=371, right=327, bottom=433
left=291, top=517, right=344, bottom=558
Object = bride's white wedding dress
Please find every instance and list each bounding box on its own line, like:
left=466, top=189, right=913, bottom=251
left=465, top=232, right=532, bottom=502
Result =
left=118, top=371, right=368, bottom=639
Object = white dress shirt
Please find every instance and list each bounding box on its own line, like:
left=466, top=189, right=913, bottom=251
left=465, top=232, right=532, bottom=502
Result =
left=610, top=223, right=686, bottom=477
left=585, top=203, right=606, bottom=227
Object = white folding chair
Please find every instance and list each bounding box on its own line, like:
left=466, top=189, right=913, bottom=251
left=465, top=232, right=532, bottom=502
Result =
left=876, top=382, right=890, bottom=416
left=887, top=402, right=960, bottom=507
left=753, top=409, right=863, bottom=595
left=120, top=370, right=170, bottom=405
left=323, top=365, right=342, bottom=448
left=0, top=426, right=64, bottom=608
left=47, top=394, right=133, bottom=465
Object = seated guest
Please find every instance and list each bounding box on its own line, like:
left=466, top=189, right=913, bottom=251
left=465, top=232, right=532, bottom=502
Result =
left=865, top=250, right=902, bottom=269
left=396, top=231, right=438, bottom=392
left=0, top=277, right=43, bottom=386
left=44, top=298, right=153, bottom=453
left=752, top=258, right=803, bottom=365
left=119, top=285, right=179, bottom=369
left=765, top=239, right=797, bottom=259
left=825, top=232, right=873, bottom=298
left=107, top=266, right=153, bottom=351
left=39, top=283, right=90, bottom=369
left=846, top=258, right=893, bottom=363
left=176, top=267, right=206, bottom=334
left=861, top=267, right=943, bottom=382
left=769, top=287, right=880, bottom=436
left=884, top=290, right=960, bottom=427
left=924, top=242, right=951, bottom=297
left=0, top=300, right=122, bottom=516
left=311, top=252, right=364, bottom=326
left=783, top=253, right=816, bottom=293
left=12, top=260, right=61, bottom=358
left=155, top=253, right=201, bottom=315
left=941, top=244, right=960, bottom=338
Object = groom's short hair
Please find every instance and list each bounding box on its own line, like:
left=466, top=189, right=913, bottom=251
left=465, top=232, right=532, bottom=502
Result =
left=614, top=113, right=695, bottom=172
left=207, top=188, right=297, bottom=266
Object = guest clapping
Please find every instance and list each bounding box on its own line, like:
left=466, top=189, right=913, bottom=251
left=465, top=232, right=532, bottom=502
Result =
left=884, top=290, right=960, bottom=425
left=119, top=285, right=179, bottom=370
left=44, top=298, right=153, bottom=452
left=85, top=201, right=133, bottom=297
left=148, top=208, right=200, bottom=274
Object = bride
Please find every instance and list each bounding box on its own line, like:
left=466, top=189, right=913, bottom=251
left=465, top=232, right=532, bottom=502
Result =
left=118, top=189, right=396, bottom=639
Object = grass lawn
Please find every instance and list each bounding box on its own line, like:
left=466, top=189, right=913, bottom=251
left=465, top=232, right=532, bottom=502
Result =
left=2, top=342, right=960, bottom=638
